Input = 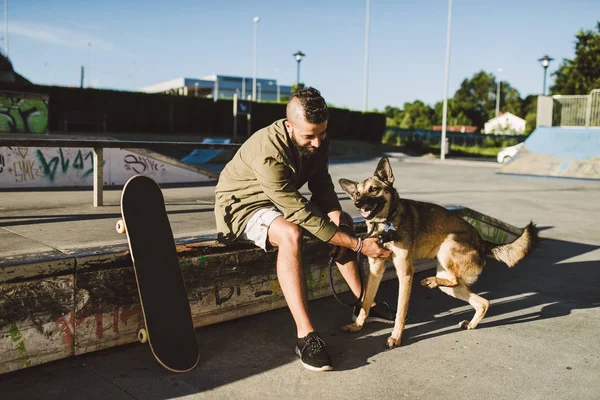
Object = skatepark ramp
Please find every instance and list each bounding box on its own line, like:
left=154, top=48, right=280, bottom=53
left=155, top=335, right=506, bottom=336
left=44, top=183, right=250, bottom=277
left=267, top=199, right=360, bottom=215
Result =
left=499, top=127, right=600, bottom=180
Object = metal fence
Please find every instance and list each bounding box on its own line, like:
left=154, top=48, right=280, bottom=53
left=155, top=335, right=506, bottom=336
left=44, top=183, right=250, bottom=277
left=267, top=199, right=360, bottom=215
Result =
left=552, top=89, right=600, bottom=127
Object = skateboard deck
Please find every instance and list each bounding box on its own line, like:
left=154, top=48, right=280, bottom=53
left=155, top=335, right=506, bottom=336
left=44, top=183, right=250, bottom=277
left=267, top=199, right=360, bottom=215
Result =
left=117, top=174, right=199, bottom=372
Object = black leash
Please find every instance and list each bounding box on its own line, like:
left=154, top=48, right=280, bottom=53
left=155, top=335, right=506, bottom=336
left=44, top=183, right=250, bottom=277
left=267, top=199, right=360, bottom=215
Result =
left=328, top=223, right=377, bottom=308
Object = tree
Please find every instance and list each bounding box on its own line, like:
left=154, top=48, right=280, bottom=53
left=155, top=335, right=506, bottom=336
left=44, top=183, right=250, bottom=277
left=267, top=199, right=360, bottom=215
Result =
left=551, top=22, right=600, bottom=95
left=453, top=71, right=498, bottom=130
left=385, top=101, right=434, bottom=129
left=432, top=99, right=472, bottom=126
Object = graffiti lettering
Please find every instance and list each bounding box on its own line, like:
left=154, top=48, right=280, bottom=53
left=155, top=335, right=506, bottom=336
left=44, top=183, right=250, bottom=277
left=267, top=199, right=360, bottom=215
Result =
left=13, top=159, right=40, bottom=182
left=0, top=92, right=49, bottom=134
left=215, top=286, right=239, bottom=305
left=36, top=148, right=96, bottom=182
left=0, top=153, right=4, bottom=173
left=124, top=154, right=165, bottom=174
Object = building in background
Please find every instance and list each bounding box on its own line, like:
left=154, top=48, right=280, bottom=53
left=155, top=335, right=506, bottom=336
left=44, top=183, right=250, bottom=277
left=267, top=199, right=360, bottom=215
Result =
left=139, top=75, right=293, bottom=102
left=484, top=112, right=526, bottom=134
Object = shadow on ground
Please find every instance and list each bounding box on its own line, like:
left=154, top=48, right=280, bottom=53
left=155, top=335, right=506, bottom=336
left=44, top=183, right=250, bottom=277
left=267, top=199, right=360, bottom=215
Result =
left=0, top=235, right=598, bottom=398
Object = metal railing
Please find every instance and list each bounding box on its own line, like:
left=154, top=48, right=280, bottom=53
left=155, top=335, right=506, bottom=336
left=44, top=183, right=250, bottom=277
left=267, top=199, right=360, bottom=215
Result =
left=0, top=137, right=240, bottom=207
left=552, top=89, right=600, bottom=127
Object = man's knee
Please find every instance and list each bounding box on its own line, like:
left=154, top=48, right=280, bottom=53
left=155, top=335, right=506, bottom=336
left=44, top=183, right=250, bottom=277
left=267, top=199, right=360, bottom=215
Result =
left=269, top=219, right=303, bottom=248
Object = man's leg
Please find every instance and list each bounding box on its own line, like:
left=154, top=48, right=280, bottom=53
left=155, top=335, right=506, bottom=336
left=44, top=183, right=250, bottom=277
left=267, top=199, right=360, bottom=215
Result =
left=334, top=212, right=376, bottom=306
left=267, top=216, right=314, bottom=338
left=335, top=212, right=395, bottom=323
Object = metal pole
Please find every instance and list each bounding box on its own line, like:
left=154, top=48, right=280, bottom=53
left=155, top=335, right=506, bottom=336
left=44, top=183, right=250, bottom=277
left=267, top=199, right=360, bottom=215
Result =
left=363, top=0, right=371, bottom=112
left=86, top=42, right=91, bottom=87
left=543, top=66, right=548, bottom=96
left=495, top=81, right=500, bottom=118
left=252, top=16, right=260, bottom=101
left=495, top=68, right=502, bottom=119
left=233, top=93, right=238, bottom=139
left=296, top=60, right=300, bottom=86
left=4, top=0, right=8, bottom=57
left=441, top=0, right=453, bottom=160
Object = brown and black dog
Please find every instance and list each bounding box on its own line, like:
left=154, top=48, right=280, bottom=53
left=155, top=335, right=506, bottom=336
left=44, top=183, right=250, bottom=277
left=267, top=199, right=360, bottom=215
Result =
left=339, top=157, right=538, bottom=348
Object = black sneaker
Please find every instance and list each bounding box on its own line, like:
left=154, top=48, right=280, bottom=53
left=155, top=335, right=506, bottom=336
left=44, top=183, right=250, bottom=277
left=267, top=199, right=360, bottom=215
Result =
left=295, top=332, right=333, bottom=372
left=352, top=302, right=396, bottom=324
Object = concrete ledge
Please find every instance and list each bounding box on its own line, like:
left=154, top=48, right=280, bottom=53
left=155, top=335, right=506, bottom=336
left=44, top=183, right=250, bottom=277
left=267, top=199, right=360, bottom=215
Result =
left=0, top=208, right=522, bottom=374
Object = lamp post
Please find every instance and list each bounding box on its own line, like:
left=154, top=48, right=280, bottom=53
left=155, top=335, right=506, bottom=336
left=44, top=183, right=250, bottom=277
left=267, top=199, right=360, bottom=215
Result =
left=257, top=82, right=262, bottom=102
left=440, top=0, right=453, bottom=160
left=293, top=50, right=305, bottom=86
left=363, top=0, right=371, bottom=111
left=538, top=55, right=554, bottom=95
left=86, top=42, right=91, bottom=88
left=252, top=16, right=261, bottom=101
left=4, top=0, right=8, bottom=57
left=495, top=67, right=503, bottom=119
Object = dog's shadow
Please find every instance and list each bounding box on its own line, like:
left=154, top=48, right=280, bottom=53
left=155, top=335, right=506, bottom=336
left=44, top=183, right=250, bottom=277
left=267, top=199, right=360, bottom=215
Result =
left=330, top=235, right=600, bottom=371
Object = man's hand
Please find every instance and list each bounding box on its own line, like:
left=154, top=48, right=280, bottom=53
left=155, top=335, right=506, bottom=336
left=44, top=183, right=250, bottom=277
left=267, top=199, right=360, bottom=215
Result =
left=361, top=237, right=392, bottom=259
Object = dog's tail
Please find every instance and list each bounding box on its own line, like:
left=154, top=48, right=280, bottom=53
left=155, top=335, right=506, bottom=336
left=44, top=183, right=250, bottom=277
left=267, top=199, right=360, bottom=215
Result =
left=485, top=222, right=539, bottom=267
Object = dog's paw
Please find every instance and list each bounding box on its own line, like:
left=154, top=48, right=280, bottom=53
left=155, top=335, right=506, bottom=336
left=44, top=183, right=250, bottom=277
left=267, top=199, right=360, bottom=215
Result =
left=458, top=320, right=476, bottom=330
left=420, top=277, right=438, bottom=289
left=386, top=335, right=401, bottom=349
left=342, top=323, right=363, bottom=333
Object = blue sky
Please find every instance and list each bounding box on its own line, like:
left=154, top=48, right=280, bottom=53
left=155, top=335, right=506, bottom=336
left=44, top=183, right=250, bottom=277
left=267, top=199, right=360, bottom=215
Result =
left=5, top=0, right=600, bottom=111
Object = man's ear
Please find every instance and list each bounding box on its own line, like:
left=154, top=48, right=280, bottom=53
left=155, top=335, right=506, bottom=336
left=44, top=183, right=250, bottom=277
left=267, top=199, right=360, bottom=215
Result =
left=374, top=157, right=394, bottom=186
left=338, top=179, right=359, bottom=199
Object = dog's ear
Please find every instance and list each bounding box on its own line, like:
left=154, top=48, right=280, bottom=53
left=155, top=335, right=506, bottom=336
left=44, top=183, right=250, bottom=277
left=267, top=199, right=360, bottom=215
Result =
left=338, top=179, right=359, bottom=199
left=375, top=157, right=394, bottom=185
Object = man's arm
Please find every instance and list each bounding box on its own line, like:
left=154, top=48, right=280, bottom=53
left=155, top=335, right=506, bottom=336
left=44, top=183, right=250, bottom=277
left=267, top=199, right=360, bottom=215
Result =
left=328, top=228, right=391, bottom=259
left=327, top=209, right=391, bottom=259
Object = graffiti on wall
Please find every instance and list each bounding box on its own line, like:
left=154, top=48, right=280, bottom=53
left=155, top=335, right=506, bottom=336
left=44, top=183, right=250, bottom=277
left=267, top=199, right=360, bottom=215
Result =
left=0, top=146, right=97, bottom=186
left=123, top=154, right=166, bottom=175
left=0, top=147, right=211, bottom=188
left=0, top=91, right=49, bottom=134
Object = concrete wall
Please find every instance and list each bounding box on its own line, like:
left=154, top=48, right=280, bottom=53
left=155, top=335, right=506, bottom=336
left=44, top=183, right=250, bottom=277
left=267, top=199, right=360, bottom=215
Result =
left=0, top=146, right=212, bottom=189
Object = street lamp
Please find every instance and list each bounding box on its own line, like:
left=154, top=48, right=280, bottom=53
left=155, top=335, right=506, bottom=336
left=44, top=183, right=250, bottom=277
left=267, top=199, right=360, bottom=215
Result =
left=363, top=0, right=371, bottom=111
left=538, top=54, right=554, bottom=95
left=4, top=0, right=9, bottom=57
left=252, top=16, right=261, bottom=101
left=293, top=50, right=305, bottom=86
left=495, top=67, right=503, bottom=119
left=440, top=0, right=453, bottom=160
left=86, top=42, right=91, bottom=88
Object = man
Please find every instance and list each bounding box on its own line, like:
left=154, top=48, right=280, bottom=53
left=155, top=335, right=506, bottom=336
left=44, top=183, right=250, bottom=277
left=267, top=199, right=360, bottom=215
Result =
left=214, top=87, right=393, bottom=372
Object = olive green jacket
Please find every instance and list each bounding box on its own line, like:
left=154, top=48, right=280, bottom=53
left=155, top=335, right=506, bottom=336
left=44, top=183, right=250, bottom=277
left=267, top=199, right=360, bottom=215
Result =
left=214, top=119, right=341, bottom=243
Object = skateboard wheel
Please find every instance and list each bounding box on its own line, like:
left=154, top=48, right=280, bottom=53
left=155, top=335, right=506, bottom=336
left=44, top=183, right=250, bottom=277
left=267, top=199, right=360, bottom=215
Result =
left=138, top=328, right=148, bottom=343
left=116, top=220, right=126, bottom=234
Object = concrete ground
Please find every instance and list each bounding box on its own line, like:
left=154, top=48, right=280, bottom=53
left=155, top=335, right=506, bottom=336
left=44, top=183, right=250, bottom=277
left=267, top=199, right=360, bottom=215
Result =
left=1, top=156, right=599, bottom=399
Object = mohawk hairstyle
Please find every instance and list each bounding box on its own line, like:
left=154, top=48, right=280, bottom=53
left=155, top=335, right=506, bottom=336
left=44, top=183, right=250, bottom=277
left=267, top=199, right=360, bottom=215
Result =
left=289, top=87, right=328, bottom=124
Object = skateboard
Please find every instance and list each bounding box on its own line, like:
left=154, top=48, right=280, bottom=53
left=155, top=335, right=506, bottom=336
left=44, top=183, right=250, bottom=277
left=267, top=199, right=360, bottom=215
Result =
left=116, top=174, right=199, bottom=372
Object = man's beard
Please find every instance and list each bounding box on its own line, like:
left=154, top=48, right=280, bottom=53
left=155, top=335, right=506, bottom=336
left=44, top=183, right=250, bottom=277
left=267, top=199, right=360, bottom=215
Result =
left=292, top=138, right=316, bottom=159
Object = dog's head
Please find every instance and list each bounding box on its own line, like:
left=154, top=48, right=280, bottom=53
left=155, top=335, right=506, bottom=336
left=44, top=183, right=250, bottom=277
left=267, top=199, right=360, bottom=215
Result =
left=339, top=157, right=396, bottom=221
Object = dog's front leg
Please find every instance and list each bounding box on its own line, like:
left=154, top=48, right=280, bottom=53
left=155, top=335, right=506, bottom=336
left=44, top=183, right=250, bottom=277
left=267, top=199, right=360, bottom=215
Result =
left=342, top=257, right=386, bottom=333
left=387, top=256, right=414, bottom=348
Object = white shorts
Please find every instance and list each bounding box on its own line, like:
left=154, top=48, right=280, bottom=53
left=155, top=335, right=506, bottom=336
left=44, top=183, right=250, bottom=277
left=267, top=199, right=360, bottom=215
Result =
left=240, top=207, right=284, bottom=252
